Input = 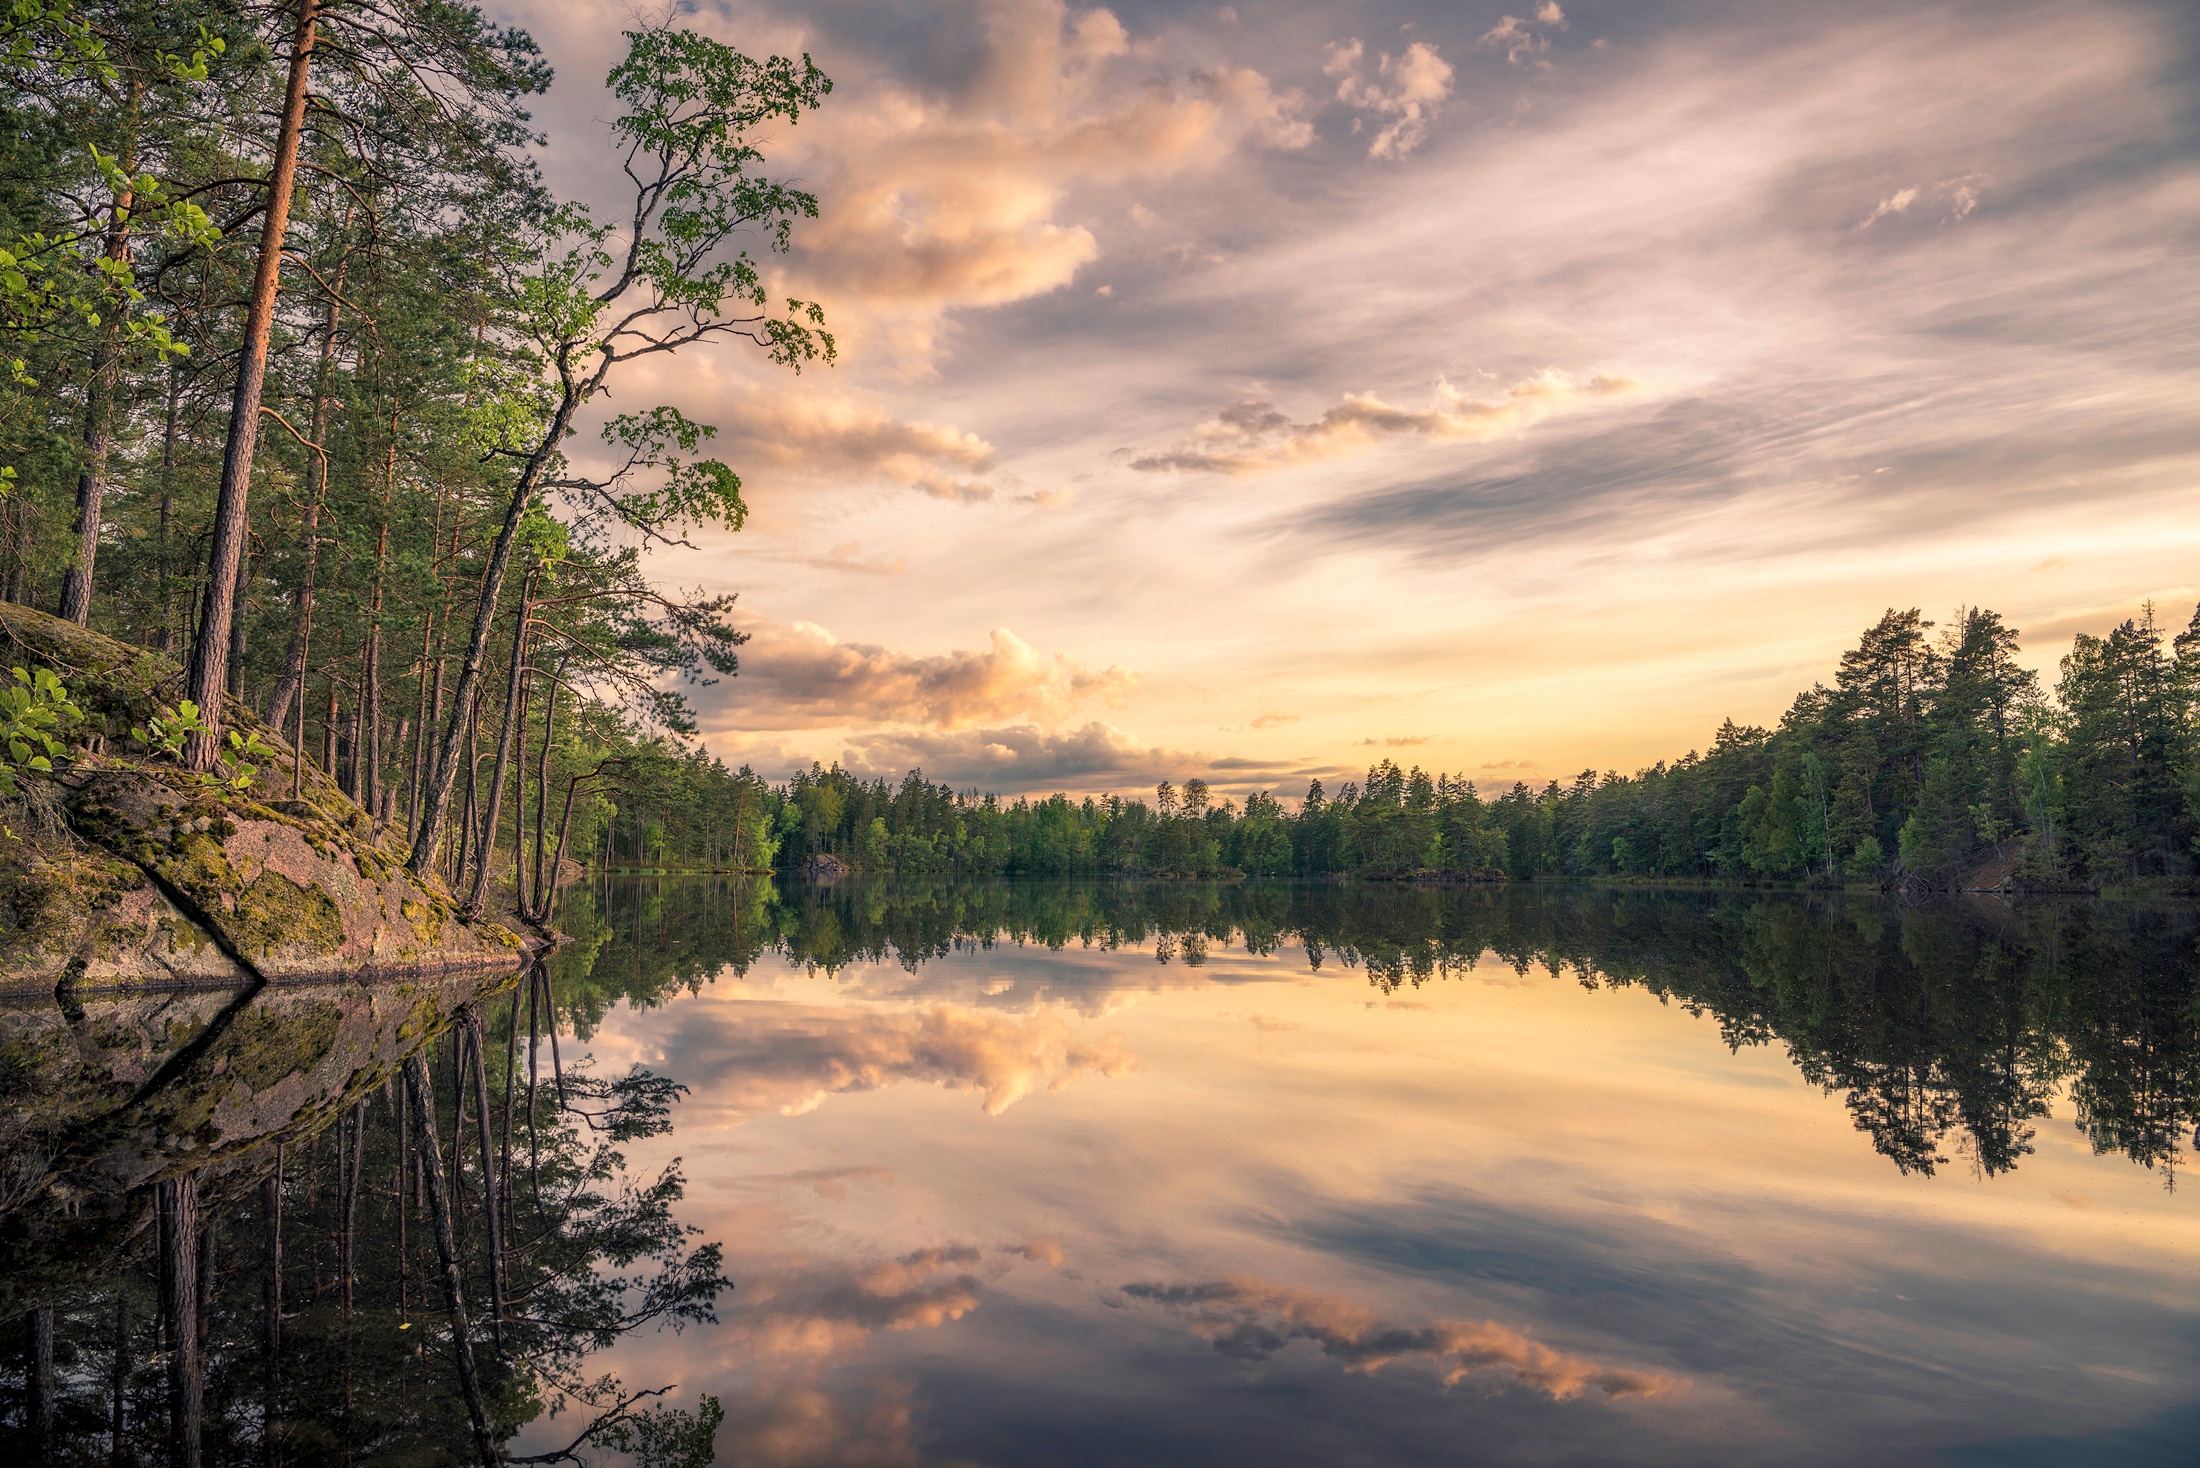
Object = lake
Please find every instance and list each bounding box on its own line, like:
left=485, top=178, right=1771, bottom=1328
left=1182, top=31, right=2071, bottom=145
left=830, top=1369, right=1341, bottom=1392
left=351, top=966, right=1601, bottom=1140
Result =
left=7, top=879, right=2200, bottom=1465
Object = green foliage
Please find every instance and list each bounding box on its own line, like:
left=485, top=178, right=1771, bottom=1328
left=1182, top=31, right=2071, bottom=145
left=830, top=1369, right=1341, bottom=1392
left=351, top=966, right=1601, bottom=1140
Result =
left=0, top=662, right=77, bottom=796
left=594, top=1392, right=724, bottom=1468
left=129, top=699, right=273, bottom=790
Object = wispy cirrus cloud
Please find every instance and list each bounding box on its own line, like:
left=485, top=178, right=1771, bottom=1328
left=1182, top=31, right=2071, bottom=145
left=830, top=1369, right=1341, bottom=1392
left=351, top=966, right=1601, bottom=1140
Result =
left=1130, top=370, right=1646, bottom=476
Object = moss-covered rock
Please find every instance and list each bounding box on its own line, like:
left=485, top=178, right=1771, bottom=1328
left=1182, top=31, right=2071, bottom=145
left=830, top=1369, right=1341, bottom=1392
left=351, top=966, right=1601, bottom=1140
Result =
left=0, top=602, right=528, bottom=989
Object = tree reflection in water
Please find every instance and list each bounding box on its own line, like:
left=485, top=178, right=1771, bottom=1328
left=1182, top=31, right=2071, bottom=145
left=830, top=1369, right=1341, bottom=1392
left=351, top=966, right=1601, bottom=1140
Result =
left=557, top=873, right=2200, bottom=1182
left=7, top=877, right=2200, bottom=1462
left=0, top=962, right=724, bottom=1466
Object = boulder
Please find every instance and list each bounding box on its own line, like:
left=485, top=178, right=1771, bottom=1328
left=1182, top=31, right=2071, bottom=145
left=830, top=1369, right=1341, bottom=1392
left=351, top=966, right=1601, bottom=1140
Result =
left=0, top=602, right=525, bottom=991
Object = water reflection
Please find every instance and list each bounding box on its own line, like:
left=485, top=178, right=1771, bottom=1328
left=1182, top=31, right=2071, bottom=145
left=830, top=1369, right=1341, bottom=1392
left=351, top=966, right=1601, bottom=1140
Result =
left=538, top=878, right=2200, bottom=1466
left=9, top=879, right=2200, bottom=1465
left=0, top=966, right=724, bottom=1465
left=558, top=875, right=2200, bottom=1183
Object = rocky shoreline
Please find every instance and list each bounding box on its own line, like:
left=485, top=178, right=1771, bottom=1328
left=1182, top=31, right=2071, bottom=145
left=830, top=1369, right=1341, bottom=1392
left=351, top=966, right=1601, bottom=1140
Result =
left=0, top=604, right=529, bottom=994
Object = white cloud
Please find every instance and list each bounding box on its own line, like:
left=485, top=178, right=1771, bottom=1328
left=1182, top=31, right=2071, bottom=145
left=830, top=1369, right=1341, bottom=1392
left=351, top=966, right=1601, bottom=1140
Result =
left=1478, top=6, right=1567, bottom=67
left=1857, top=173, right=1989, bottom=229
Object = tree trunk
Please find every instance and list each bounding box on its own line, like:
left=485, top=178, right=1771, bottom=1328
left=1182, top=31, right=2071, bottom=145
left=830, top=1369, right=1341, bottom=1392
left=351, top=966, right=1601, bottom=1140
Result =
left=184, top=0, right=319, bottom=768
left=157, top=363, right=180, bottom=651
left=340, top=1101, right=363, bottom=1311
left=29, top=1305, right=54, bottom=1447
left=322, top=675, right=338, bottom=780
left=465, top=1006, right=506, bottom=1356
left=261, top=1149, right=282, bottom=1466
left=226, top=546, right=251, bottom=700
left=400, top=1050, right=498, bottom=1467
left=528, top=662, right=561, bottom=915
left=464, top=578, right=532, bottom=911
left=409, top=621, right=433, bottom=840
left=408, top=379, right=584, bottom=876
left=59, top=81, right=140, bottom=625
left=110, top=1293, right=129, bottom=1463
left=263, top=215, right=349, bottom=736
left=160, top=1174, right=203, bottom=1468
left=455, top=692, right=480, bottom=887
left=197, top=1218, right=216, bottom=1352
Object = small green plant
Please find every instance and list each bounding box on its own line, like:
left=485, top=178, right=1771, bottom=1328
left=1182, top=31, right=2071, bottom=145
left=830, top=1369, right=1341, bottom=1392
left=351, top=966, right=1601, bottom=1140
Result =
left=131, top=699, right=276, bottom=790
left=0, top=665, right=81, bottom=798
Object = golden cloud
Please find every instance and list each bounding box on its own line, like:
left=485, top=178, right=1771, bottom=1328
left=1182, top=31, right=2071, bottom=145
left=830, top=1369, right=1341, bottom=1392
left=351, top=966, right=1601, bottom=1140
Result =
left=714, top=384, right=1001, bottom=502
left=671, top=1000, right=1136, bottom=1119
left=1123, top=1275, right=1684, bottom=1400
left=725, top=620, right=1137, bottom=731
left=777, top=0, right=1312, bottom=365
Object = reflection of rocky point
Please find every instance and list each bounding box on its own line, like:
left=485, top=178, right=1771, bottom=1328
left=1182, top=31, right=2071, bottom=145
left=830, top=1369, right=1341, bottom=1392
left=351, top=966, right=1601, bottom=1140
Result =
left=0, top=968, right=509, bottom=1313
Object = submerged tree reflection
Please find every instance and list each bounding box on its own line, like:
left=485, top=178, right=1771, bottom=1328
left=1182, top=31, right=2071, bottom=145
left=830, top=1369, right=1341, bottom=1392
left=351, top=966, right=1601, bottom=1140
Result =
left=0, top=963, right=724, bottom=1465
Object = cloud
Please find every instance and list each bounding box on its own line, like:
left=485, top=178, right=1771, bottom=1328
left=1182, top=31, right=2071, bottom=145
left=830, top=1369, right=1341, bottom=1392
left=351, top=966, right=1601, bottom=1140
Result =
left=1478, top=6, right=1567, bottom=67
left=713, top=1381, right=923, bottom=1468
left=1130, top=370, right=1646, bottom=475
left=716, top=385, right=1002, bottom=501
left=1327, top=39, right=1455, bottom=158
left=654, top=1000, right=1135, bottom=1119
left=722, top=620, right=1136, bottom=731
left=728, top=1245, right=992, bottom=1361
left=1856, top=173, right=1988, bottom=229
left=807, top=542, right=908, bottom=577
left=826, top=719, right=1341, bottom=796
left=1122, top=1276, right=1681, bottom=1400
left=1250, top=713, right=1298, bottom=729
left=1356, top=736, right=1430, bottom=747
left=776, top=0, right=1313, bottom=365
left=1012, top=1236, right=1066, bottom=1266
left=731, top=1166, right=897, bottom=1200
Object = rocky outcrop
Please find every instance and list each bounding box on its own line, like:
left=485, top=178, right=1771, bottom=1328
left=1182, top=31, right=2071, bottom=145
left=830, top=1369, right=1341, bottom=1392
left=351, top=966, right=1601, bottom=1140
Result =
left=0, top=602, right=525, bottom=992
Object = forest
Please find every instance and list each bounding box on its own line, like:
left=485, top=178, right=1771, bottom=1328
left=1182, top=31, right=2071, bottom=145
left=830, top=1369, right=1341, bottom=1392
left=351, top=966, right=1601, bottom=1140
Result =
left=763, top=603, right=2200, bottom=890
left=0, top=0, right=806, bottom=915
left=3, top=5, right=2194, bottom=903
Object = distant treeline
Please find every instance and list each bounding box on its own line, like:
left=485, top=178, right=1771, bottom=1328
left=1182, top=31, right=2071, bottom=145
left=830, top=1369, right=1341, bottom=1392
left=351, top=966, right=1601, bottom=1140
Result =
left=677, top=601, right=2195, bottom=888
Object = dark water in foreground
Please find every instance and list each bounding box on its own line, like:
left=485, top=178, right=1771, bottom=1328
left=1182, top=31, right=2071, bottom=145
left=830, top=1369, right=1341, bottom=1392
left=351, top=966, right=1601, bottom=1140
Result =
left=8, top=880, right=2200, bottom=1465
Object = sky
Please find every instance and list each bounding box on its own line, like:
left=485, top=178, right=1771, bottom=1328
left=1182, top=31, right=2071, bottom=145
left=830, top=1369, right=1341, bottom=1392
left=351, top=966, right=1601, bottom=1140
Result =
left=493, top=0, right=2200, bottom=798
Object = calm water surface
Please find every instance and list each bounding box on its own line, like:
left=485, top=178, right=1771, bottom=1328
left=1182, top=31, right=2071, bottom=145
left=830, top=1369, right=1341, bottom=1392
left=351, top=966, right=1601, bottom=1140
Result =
left=8, top=880, right=2200, bottom=1465
left=536, top=880, right=2200, bottom=1467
